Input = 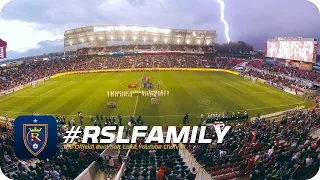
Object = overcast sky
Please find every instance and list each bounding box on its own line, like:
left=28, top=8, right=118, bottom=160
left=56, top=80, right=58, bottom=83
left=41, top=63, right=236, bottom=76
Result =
left=0, top=0, right=319, bottom=59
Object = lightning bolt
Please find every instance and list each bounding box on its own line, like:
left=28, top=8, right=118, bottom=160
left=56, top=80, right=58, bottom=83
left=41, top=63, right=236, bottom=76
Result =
left=216, top=0, right=230, bottom=43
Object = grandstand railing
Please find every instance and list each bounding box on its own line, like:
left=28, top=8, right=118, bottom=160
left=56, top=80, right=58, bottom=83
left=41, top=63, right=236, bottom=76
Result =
left=74, top=137, right=118, bottom=180
left=179, top=144, right=212, bottom=180
left=113, top=148, right=131, bottom=180
left=249, top=106, right=305, bottom=121
left=74, top=161, right=98, bottom=180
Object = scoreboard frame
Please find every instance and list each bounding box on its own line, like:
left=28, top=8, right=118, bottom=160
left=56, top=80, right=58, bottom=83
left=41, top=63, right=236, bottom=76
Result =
left=265, top=37, right=317, bottom=63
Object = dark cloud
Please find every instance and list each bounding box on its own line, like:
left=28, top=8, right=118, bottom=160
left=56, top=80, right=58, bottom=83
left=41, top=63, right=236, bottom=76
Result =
left=127, top=0, right=147, bottom=6
left=1, top=0, right=320, bottom=57
left=1, top=0, right=221, bottom=31
left=225, top=0, right=320, bottom=43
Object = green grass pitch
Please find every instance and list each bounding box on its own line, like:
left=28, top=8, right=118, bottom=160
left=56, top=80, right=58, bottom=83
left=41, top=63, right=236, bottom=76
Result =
left=0, top=71, right=312, bottom=126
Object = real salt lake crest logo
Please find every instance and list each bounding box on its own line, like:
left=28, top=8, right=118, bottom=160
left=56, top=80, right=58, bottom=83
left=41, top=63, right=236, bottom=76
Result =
left=23, top=123, right=48, bottom=156
left=14, top=115, right=57, bottom=158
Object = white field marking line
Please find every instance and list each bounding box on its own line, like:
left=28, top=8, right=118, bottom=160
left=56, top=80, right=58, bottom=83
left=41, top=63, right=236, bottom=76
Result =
left=119, top=81, right=126, bottom=88
left=132, top=74, right=144, bottom=117
left=0, top=102, right=305, bottom=118
left=254, top=86, right=304, bottom=103
left=0, top=81, right=57, bottom=102
left=241, top=77, right=304, bottom=103
left=249, top=91, right=281, bottom=94
left=238, top=77, right=304, bottom=103
left=0, top=89, right=27, bottom=102
left=39, top=81, right=74, bottom=97
left=209, top=75, right=247, bottom=94
left=0, top=81, right=56, bottom=102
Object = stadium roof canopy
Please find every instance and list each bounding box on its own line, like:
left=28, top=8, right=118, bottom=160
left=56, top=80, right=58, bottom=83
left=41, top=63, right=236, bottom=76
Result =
left=64, top=25, right=216, bottom=52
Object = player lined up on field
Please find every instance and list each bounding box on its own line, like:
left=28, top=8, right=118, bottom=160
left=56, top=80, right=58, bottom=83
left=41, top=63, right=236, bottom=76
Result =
left=107, top=90, right=170, bottom=97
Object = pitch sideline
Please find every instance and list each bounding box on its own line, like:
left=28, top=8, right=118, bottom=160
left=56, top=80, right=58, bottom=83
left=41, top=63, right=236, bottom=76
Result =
left=0, top=102, right=305, bottom=119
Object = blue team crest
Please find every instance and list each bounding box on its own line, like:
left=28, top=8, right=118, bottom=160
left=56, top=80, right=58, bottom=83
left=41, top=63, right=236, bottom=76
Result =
left=23, top=124, right=48, bottom=156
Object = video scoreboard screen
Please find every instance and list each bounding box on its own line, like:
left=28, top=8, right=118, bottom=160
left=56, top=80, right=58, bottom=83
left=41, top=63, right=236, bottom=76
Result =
left=265, top=37, right=317, bottom=63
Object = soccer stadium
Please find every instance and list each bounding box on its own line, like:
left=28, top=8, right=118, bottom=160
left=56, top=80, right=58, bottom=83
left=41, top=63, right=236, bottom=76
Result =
left=0, top=23, right=320, bottom=180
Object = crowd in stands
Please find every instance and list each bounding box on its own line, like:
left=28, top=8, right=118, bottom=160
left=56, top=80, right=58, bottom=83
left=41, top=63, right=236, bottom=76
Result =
left=187, top=109, right=320, bottom=180
left=0, top=112, right=197, bottom=180
left=2, top=109, right=320, bottom=180
left=122, top=138, right=197, bottom=180
left=245, top=69, right=311, bottom=90
left=77, top=45, right=214, bottom=55
left=3, top=52, right=320, bottom=93
left=0, top=115, right=124, bottom=180
left=1, top=54, right=231, bottom=91
left=2, top=49, right=320, bottom=180
left=247, top=60, right=320, bottom=84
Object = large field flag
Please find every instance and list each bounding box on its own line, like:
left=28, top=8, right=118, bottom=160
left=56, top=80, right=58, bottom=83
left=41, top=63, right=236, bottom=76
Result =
left=0, top=38, right=7, bottom=59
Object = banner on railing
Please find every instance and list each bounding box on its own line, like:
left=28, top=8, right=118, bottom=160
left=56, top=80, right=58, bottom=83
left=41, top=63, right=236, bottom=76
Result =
left=49, top=68, right=239, bottom=77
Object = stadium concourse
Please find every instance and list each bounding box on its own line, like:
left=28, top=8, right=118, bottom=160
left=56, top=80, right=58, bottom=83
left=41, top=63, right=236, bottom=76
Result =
left=0, top=45, right=320, bottom=180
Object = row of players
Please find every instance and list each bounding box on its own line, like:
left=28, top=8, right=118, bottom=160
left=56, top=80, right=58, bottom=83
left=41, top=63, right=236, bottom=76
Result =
left=107, top=90, right=170, bottom=97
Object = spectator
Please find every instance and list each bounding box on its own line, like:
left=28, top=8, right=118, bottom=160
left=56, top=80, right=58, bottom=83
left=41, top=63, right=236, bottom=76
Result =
left=168, top=171, right=177, bottom=180
left=149, top=164, right=157, bottom=178
left=157, top=167, right=165, bottom=180
left=132, top=168, right=140, bottom=178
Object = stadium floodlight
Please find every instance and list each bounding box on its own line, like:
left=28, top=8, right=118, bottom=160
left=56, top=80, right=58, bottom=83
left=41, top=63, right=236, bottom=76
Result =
left=120, top=26, right=129, bottom=31
left=139, top=27, right=146, bottom=31
left=161, top=29, right=171, bottom=34
left=105, top=26, right=114, bottom=31
left=146, top=27, right=159, bottom=33
left=131, top=26, right=139, bottom=31
left=93, top=27, right=105, bottom=32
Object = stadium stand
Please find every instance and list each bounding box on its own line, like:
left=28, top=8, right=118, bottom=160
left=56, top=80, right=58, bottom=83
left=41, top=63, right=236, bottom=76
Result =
left=122, top=142, right=189, bottom=180
left=1, top=44, right=320, bottom=180
left=0, top=122, right=110, bottom=180
left=75, top=45, right=214, bottom=56
left=3, top=54, right=320, bottom=93
left=187, top=109, right=320, bottom=180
